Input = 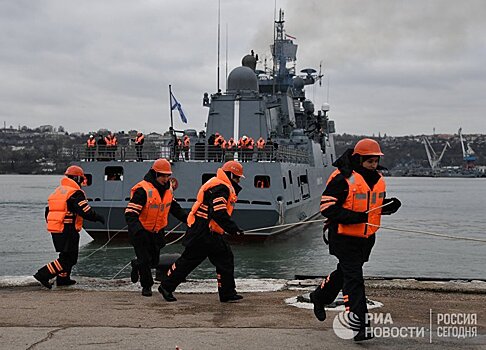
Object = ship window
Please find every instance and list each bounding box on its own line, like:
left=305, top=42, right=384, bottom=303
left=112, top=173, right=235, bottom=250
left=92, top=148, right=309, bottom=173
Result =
left=254, top=176, right=270, bottom=188
left=202, top=173, right=216, bottom=184
left=288, top=170, right=293, bottom=184
left=84, top=174, right=93, bottom=186
left=283, top=177, right=287, bottom=189
left=299, top=175, right=308, bottom=185
left=104, top=166, right=123, bottom=181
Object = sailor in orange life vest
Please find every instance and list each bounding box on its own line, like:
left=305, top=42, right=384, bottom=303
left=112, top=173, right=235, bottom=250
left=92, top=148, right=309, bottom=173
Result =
left=158, top=160, right=245, bottom=303
left=124, top=159, right=188, bottom=297
left=309, top=138, right=401, bottom=342
left=33, top=166, right=105, bottom=289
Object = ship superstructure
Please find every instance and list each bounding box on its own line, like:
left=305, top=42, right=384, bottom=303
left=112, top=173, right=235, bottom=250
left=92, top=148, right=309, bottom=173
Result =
left=74, top=9, right=337, bottom=241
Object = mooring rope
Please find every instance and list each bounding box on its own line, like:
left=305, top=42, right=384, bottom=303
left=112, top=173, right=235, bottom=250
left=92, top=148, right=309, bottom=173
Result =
left=109, top=222, right=184, bottom=280
left=77, top=225, right=128, bottom=263
left=244, top=218, right=486, bottom=243
left=366, top=223, right=486, bottom=243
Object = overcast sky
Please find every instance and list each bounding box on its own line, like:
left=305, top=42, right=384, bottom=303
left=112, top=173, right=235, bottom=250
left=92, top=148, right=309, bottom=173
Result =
left=1, top=0, right=485, bottom=136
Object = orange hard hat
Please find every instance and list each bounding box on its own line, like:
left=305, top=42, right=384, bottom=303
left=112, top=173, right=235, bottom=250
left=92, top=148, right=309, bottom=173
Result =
left=65, top=165, right=85, bottom=177
left=222, top=160, right=244, bottom=178
left=352, top=138, right=384, bottom=156
left=152, top=158, right=172, bottom=175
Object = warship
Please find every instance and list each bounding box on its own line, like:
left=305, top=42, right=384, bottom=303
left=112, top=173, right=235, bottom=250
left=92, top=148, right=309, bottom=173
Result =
left=74, top=10, right=337, bottom=242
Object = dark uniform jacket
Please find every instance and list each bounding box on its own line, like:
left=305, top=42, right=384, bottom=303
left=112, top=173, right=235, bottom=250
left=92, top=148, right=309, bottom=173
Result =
left=183, top=179, right=242, bottom=247
left=125, top=170, right=188, bottom=237
left=45, top=189, right=101, bottom=252
left=320, top=149, right=385, bottom=263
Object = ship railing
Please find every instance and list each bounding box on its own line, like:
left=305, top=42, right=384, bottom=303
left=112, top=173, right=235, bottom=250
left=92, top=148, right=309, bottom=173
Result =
left=73, top=144, right=310, bottom=164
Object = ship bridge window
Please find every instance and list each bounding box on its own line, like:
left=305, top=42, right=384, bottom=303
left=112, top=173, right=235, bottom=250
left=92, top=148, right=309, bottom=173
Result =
left=254, top=175, right=270, bottom=188
left=202, top=173, right=216, bottom=184
left=84, top=174, right=93, bottom=186
left=299, top=174, right=308, bottom=184
left=104, top=166, right=123, bottom=181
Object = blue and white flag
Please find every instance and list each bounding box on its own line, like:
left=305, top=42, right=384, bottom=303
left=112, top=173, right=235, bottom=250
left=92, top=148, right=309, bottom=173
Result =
left=170, top=91, right=188, bottom=123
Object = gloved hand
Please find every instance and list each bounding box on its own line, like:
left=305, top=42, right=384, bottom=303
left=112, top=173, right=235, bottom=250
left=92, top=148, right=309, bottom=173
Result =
left=382, top=197, right=401, bottom=215
left=96, top=213, right=106, bottom=225
left=357, top=211, right=368, bottom=223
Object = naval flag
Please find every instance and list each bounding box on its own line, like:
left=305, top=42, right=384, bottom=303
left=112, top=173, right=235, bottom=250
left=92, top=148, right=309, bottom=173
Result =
left=170, top=91, right=188, bottom=123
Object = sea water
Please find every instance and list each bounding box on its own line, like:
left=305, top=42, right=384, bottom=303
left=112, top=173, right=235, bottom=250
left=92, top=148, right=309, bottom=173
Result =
left=0, top=175, right=485, bottom=280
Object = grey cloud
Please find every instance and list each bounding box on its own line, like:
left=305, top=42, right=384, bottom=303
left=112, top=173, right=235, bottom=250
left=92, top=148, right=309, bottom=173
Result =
left=1, top=0, right=485, bottom=135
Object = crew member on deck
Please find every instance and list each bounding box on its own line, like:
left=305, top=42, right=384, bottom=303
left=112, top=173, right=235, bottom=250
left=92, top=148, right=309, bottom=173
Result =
left=183, top=135, right=190, bottom=161
left=309, top=138, right=401, bottom=342
left=33, top=166, right=105, bottom=289
left=256, top=137, right=266, bottom=161
left=158, top=161, right=245, bottom=303
left=134, top=131, right=145, bottom=162
left=125, top=159, right=188, bottom=297
left=86, top=135, right=96, bottom=161
left=225, top=137, right=236, bottom=159
left=214, top=132, right=225, bottom=162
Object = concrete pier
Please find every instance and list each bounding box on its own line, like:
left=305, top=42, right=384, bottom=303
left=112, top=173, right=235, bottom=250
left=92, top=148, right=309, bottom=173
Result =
left=0, top=278, right=484, bottom=349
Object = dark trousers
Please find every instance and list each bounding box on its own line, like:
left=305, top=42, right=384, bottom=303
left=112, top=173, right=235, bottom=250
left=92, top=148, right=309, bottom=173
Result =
left=312, top=261, right=368, bottom=330
left=86, top=148, right=95, bottom=161
left=130, top=231, right=165, bottom=289
left=161, top=233, right=236, bottom=300
left=135, top=145, right=143, bottom=162
left=36, top=231, right=80, bottom=281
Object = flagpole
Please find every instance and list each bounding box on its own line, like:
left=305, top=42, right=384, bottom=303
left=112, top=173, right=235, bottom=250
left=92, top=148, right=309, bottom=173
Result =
left=169, top=84, right=176, bottom=161
left=169, top=84, right=174, bottom=131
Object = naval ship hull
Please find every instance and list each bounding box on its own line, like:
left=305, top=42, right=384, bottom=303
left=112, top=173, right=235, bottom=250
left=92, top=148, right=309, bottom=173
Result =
left=78, top=157, right=332, bottom=242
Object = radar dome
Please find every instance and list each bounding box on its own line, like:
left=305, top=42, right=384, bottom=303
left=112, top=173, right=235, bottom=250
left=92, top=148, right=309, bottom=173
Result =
left=242, top=54, right=257, bottom=71
left=227, top=66, right=258, bottom=92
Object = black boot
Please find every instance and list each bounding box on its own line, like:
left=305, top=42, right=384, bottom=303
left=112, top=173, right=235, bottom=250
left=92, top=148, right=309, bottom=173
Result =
left=56, top=277, right=77, bottom=286
left=220, top=294, right=243, bottom=302
left=142, top=287, right=152, bottom=297
left=354, top=327, right=374, bottom=342
left=130, top=259, right=139, bottom=283
left=309, top=291, right=326, bottom=321
left=158, top=284, right=177, bottom=302
left=33, top=272, right=52, bottom=290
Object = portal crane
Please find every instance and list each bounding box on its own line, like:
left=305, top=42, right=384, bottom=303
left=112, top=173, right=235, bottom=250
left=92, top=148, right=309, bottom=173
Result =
left=458, top=128, right=477, bottom=169
left=423, top=136, right=450, bottom=171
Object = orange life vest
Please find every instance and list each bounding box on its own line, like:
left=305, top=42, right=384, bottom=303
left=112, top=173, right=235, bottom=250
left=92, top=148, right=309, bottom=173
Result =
left=256, top=138, right=266, bottom=149
left=226, top=138, right=236, bottom=150
left=87, top=139, right=96, bottom=147
left=326, top=169, right=386, bottom=238
left=187, top=168, right=237, bottom=234
left=183, top=136, right=190, bottom=147
left=46, top=177, right=84, bottom=233
left=135, top=134, right=144, bottom=145
left=130, top=180, right=173, bottom=233
left=214, top=135, right=225, bottom=147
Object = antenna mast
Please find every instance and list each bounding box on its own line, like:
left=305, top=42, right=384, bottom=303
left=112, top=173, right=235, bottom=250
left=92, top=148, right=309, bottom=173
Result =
left=225, top=23, right=228, bottom=91
left=217, top=0, right=221, bottom=92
